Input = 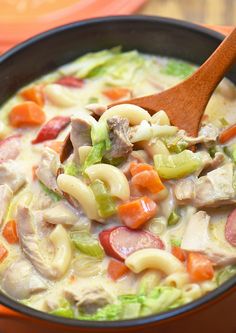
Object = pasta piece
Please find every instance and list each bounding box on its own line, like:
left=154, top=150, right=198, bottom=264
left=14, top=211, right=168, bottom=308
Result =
left=49, top=225, right=72, bottom=278
left=146, top=217, right=167, bottom=235
left=57, top=174, right=101, bottom=221
left=151, top=110, right=170, bottom=125
left=200, top=280, right=217, bottom=293
left=44, top=84, right=77, bottom=107
left=125, top=248, right=184, bottom=275
left=99, top=104, right=152, bottom=125
left=78, top=146, right=92, bottom=164
left=182, top=283, right=202, bottom=301
left=85, top=163, right=130, bottom=201
left=163, top=272, right=189, bottom=288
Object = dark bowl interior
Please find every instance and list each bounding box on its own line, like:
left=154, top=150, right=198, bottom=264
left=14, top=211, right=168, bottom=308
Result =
left=0, top=15, right=236, bottom=330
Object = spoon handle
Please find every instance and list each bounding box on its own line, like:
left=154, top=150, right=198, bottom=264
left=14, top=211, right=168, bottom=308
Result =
left=189, top=27, right=236, bottom=96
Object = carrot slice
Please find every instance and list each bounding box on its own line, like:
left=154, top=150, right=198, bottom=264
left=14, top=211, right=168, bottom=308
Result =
left=171, top=246, right=186, bottom=262
left=102, top=88, right=130, bottom=101
left=9, top=102, right=46, bottom=127
left=20, top=86, right=44, bottom=106
left=118, top=196, right=157, bottom=229
left=2, top=220, right=19, bottom=244
left=187, top=252, right=214, bottom=282
left=219, top=123, right=236, bottom=144
left=130, top=162, right=153, bottom=176
left=0, top=243, right=8, bottom=263
left=132, top=170, right=165, bottom=194
left=108, top=259, right=129, bottom=280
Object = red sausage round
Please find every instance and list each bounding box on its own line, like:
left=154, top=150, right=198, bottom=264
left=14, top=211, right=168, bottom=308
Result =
left=225, top=209, right=236, bottom=247
left=99, top=226, right=164, bottom=261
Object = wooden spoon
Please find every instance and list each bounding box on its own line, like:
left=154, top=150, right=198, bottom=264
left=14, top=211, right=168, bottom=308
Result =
left=60, top=28, right=236, bottom=162
left=112, top=27, right=236, bottom=137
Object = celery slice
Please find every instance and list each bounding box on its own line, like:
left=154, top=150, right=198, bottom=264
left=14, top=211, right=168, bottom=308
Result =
left=161, top=59, right=195, bottom=79
left=90, top=179, right=116, bottom=218
left=64, top=162, right=80, bottom=177
left=71, top=232, right=105, bottom=259
left=50, top=299, right=74, bottom=318
left=154, top=150, right=202, bottom=179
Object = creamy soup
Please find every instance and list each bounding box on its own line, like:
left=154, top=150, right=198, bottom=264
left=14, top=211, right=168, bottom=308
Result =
left=0, top=48, right=236, bottom=321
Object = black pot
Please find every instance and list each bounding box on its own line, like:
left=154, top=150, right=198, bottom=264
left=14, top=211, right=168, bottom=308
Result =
left=0, top=15, right=236, bottom=333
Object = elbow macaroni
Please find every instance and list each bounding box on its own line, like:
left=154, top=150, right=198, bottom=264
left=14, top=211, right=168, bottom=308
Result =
left=85, top=163, right=130, bottom=201
left=125, top=248, right=184, bottom=275
left=99, top=104, right=152, bottom=125
left=49, top=224, right=72, bottom=278
left=57, top=174, right=101, bottom=221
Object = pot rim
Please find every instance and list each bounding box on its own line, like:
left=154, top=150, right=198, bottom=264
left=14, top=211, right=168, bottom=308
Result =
left=0, top=14, right=233, bottom=329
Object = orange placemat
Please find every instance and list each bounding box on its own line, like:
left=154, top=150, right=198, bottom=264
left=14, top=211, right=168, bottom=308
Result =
left=0, top=0, right=147, bottom=53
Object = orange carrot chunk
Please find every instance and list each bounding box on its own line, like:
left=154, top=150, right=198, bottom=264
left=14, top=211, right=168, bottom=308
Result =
left=102, top=88, right=130, bottom=101
left=219, top=123, right=236, bottom=144
left=2, top=220, right=19, bottom=244
left=171, top=246, right=186, bottom=262
left=118, top=196, right=157, bottom=229
left=130, top=162, right=153, bottom=176
left=108, top=259, right=129, bottom=280
left=0, top=243, right=8, bottom=263
left=187, top=252, right=214, bottom=282
left=20, top=86, right=44, bottom=106
left=9, top=101, right=46, bottom=127
left=45, top=141, right=64, bottom=154
left=132, top=170, right=165, bottom=194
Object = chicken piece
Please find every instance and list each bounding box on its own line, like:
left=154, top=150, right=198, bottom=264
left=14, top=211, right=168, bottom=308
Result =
left=182, top=123, right=219, bottom=146
left=2, top=259, right=47, bottom=300
left=174, top=177, right=196, bottom=204
left=105, top=116, right=133, bottom=159
left=0, top=160, right=27, bottom=193
left=195, top=163, right=235, bottom=207
left=0, top=184, right=13, bottom=226
left=181, top=211, right=236, bottom=266
left=70, top=116, right=92, bottom=162
left=175, top=164, right=236, bottom=208
left=86, top=103, right=107, bottom=116
left=36, top=148, right=61, bottom=194
left=43, top=202, right=78, bottom=225
left=64, top=280, right=114, bottom=314
left=17, top=206, right=71, bottom=279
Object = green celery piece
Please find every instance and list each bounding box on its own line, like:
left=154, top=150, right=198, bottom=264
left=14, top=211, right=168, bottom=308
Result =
left=50, top=300, right=74, bottom=318
left=91, top=121, right=111, bottom=150
left=119, top=294, right=146, bottom=304
left=232, top=149, right=236, bottom=163
left=141, top=287, right=181, bottom=316
left=77, top=303, right=122, bottom=321
left=223, top=146, right=232, bottom=158
left=90, top=179, right=116, bottom=218
left=74, top=48, right=121, bottom=78
left=164, top=137, right=188, bottom=154
left=122, top=303, right=141, bottom=319
left=168, top=211, right=180, bottom=226
left=71, top=232, right=105, bottom=259
left=170, top=238, right=182, bottom=247
left=161, top=59, right=195, bottom=79
left=102, top=156, right=125, bottom=166
left=39, top=182, right=61, bottom=202
left=88, top=96, right=99, bottom=104
left=216, top=266, right=236, bottom=286
left=64, top=162, right=80, bottom=177
left=154, top=150, right=202, bottom=179
left=83, top=141, right=106, bottom=171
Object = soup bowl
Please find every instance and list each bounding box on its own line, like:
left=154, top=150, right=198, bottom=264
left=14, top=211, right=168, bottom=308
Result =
left=0, top=15, right=236, bottom=333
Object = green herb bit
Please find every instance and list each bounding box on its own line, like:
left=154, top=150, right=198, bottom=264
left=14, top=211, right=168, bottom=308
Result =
left=168, top=211, right=180, bottom=226
left=220, top=117, right=229, bottom=127
left=223, top=146, right=232, bottom=158
left=88, top=96, right=99, bottom=104
left=170, top=238, right=181, bottom=247
left=208, top=146, right=217, bottom=158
